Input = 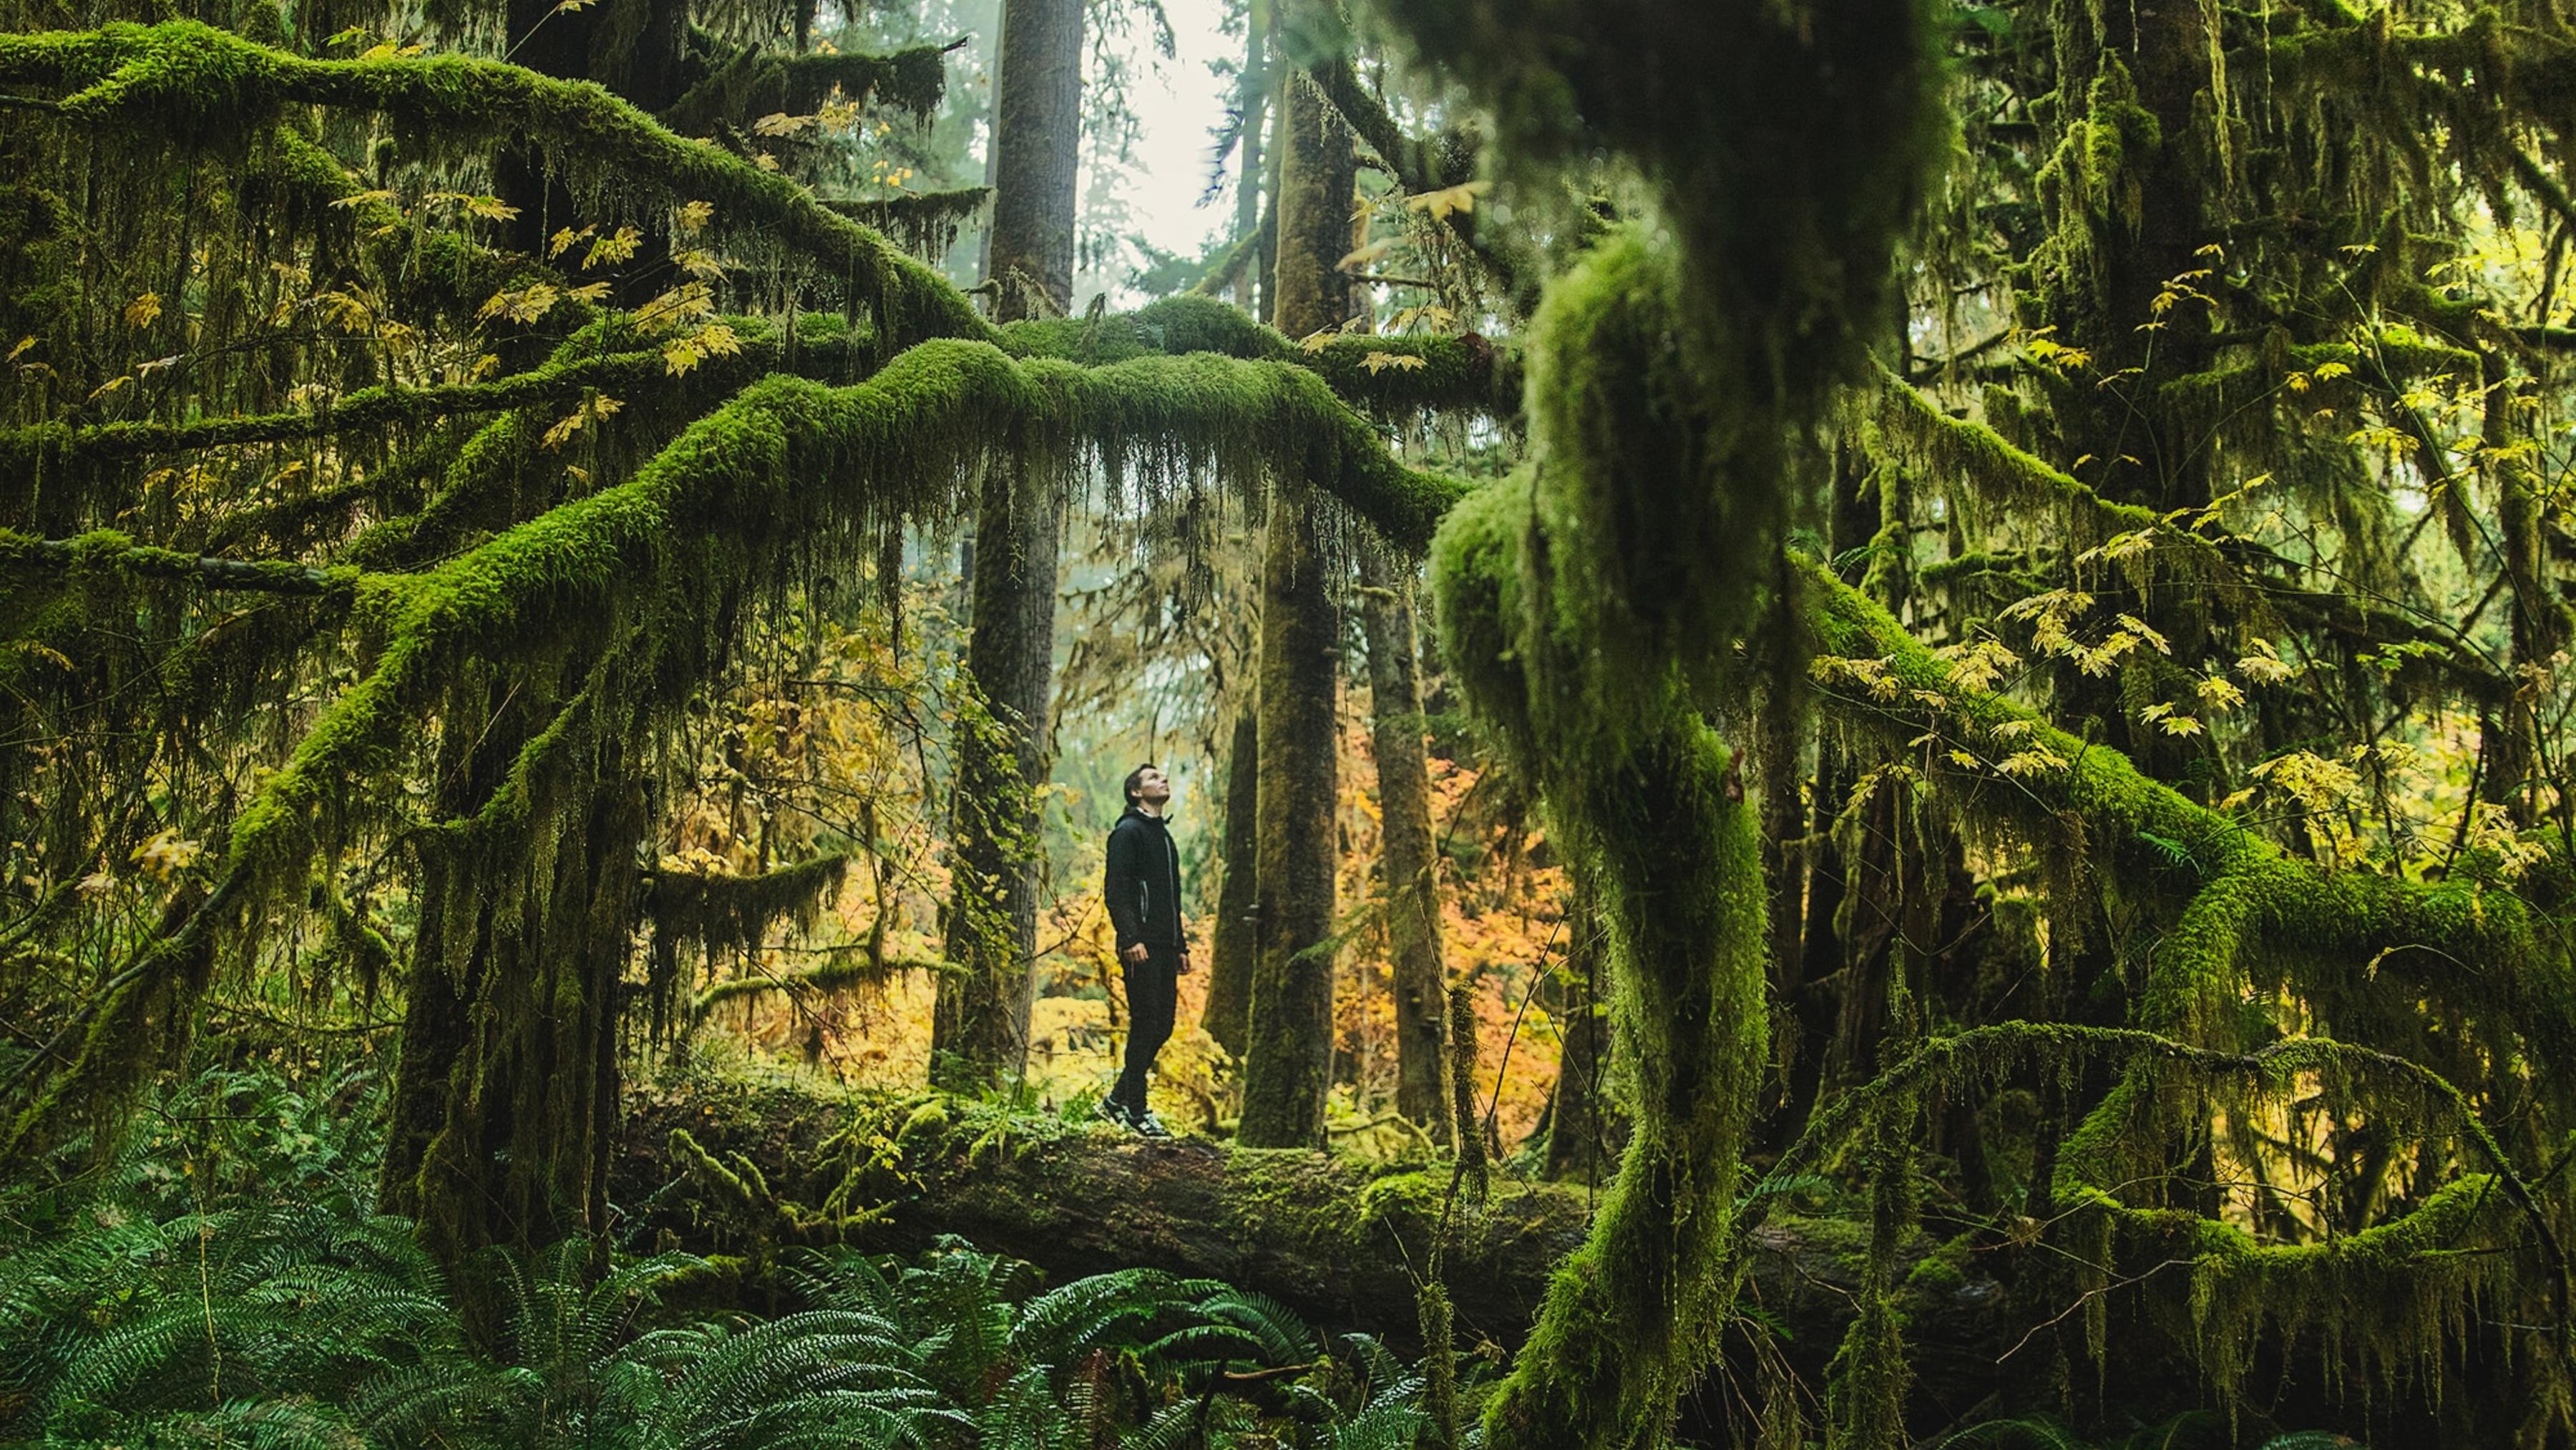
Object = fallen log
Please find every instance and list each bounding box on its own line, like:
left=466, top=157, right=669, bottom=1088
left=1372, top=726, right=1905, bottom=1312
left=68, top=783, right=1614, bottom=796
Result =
left=613, top=1074, right=2012, bottom=1392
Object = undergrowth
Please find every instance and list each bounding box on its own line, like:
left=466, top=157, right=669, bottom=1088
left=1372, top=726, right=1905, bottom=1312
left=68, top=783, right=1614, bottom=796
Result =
left=0, top=1053, right=1479, bottom=1448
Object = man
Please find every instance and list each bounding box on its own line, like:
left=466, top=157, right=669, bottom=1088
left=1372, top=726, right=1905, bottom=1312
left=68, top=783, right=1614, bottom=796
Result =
left=1101, top=763, right=1186, bottom=1137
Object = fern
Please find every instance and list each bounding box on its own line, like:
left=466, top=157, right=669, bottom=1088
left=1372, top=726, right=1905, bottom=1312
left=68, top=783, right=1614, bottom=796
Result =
left=1193, top=1286, right=1322, bottom=1367
left=1332, top=1397, right=1433, bottom=1450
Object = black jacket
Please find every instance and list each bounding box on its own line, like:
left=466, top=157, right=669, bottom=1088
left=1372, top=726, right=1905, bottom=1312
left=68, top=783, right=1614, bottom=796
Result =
left=1104, top=807, right=1185, bottom=951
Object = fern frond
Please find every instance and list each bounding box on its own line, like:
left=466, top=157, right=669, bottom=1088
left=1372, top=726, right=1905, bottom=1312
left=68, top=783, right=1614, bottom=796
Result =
left=1194, top=1287, right=1320, bottom=1366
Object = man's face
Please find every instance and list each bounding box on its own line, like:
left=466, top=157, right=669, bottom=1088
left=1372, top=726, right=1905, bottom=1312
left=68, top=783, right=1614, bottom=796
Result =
left=1136, top=767, right=1172, bottom=807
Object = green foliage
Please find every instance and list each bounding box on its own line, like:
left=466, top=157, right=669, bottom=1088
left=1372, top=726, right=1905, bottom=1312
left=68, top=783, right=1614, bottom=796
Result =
left=0, top=1053, right=1468, bottom=1448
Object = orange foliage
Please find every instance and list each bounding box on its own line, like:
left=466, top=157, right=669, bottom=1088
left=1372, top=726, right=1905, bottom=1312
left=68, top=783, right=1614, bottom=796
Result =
left=690, top=593, right=1574, bottom=1157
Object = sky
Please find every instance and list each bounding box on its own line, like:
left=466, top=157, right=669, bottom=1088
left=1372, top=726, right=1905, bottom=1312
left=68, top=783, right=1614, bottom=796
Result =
left=1084, top=0, right=1240, bottom=304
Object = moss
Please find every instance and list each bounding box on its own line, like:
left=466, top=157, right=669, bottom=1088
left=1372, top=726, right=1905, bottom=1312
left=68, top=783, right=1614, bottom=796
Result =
left=1799, top=558, right=2563, bottom=1068
left=660, top=42, right=950, bottom=137
left=3, top=527, right=356, bottom=597
left=218, top=338, right=1474, bottom=933
left=999, top=291, right=1521, bottom=420
left=1764, top=1019, right=2567, bottom=1432
left=1448, top=984, right=1487, bottom=1205
left=0, top=21, right=989, bottom=346
left=2075, top=56, right=2162, bottom=229
left=821, top=187, right=990, bottom=261
left=650, top=853, right=849, bottom=955
left=0, top=348, right=665, bottom=481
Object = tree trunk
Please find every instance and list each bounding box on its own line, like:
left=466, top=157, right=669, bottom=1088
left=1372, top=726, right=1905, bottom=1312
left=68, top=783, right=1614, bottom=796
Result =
left=1234, top=14, right=1355, bottom=1148
left=618, top=1079, right=2009, bottom=1391
left=930, top=0, right=1080, bottom=1089
left=1202, top=699, right=1261, bottom=1057
left=1359, top=549, right=1450, bottom=1142
left=1541, top=871, right=1621, bottom=1182
left=1233, top=11, right=1268, bottom=316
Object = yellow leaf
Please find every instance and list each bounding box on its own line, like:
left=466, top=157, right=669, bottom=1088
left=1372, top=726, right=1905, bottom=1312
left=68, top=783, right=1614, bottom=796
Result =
left=1405, top=180, right=1490, bottom=222
left=6, top=336, right=35, bottom=363
left=585, top=225, right=643, bottom=270
left=1338, top=238, right=1395, bottom=271
left=124, top=293, right=162, bottom=329
left=675, top=200, right=716, bottom=233
left=1360, top=350, right=1429, bottom=375
left=130, top=829, right=203, bottom=881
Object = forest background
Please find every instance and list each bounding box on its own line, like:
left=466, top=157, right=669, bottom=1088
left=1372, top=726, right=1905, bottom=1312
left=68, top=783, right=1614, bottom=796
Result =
left=6, top=0, right=2576, bottom=1446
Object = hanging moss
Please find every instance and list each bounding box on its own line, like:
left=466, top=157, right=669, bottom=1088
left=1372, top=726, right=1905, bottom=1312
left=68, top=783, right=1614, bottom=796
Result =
left=1761, top=1018, right=2567, bottom=1437
left=660, top=41, right=950, bottom=137
left=649, top=852, right=848, bottom=955
left=821, top=187, right=990, bottom=262
left=686, top=948, right=945, bottom=1025
left=199, top=339, right=1470, bottom=938
left=1802, top=559, right=2567, bottom=1069
left=0, top=21, right=987, bottom=346
left=1402, top=47, right=1946, bottom=1413
left=1000, top=292, right=1521, bottom=420
left=2, top=527, right=353, bottom=596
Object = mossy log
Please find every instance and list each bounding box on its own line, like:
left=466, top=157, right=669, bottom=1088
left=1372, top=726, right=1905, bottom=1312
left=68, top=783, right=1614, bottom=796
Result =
left=614, top=1078, right=2014, bottom=1386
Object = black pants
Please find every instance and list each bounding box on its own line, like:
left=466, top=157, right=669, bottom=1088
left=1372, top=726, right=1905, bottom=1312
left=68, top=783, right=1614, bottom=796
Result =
left=1113, top=947, right=1179, bottom=1114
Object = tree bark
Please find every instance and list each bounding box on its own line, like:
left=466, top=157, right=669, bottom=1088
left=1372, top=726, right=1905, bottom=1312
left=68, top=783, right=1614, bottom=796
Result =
left=1232, top=11, right=1269, bottom=316
left=1359, top=550, right=1450, bottom=1143
left=1541, top=872, right=1621, bottom=1182
left=1234, top=0, right=1355, bottom=1149
left=618, top=1079, right=2009, bottom=1389
left=982, top=0, right=1083, bottom=318
left=1202, top=699, right=1262, bottom=1057
left=930, top=0, right=1081, bottom=1089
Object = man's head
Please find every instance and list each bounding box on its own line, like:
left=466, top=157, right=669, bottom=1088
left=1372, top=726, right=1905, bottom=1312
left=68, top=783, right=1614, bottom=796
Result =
left=1124, top=764, right=1172, bottom=812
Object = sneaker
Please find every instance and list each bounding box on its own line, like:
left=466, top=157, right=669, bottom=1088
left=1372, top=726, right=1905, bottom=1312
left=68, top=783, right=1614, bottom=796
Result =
left=1095, top=1096, right=1135, bottom=1130
left=1132, top=1109, right=1174, bottom=1139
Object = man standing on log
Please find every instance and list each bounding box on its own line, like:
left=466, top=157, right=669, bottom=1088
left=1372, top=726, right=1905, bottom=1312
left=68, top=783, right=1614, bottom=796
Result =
left=1101, top=764, right=1186, bottom=1137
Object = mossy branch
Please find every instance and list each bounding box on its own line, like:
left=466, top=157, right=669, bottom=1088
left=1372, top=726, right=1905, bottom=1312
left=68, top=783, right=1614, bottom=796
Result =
left=225, top=338, right=1473, bottom=903
left=661, top=41, right=951, bottom=136
left=687, top=949, right=952, bottom=1023
left=0, top=21, right=988, bottom=346
left=999, top=292, right=1519, bottom=420
left=820, top=187, right=991, bottom=258
left=1800, top=557, right=2560, bottom=1048
left=0, top=350, right=668, bottom=475
left=1763, top=1019, right=2570, bottom=1423
left=1187, top=228, right=1264, bottom=300
left=1, top=528, right=355, bottom=595
left=649, top=853, right=852, bottom=958
left=1865, top=359, right=2171, bottom=540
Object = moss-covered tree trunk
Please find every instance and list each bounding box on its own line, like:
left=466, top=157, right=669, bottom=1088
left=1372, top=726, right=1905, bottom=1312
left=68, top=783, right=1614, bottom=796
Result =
left=1235, top=1, right=1355, bottom=1147
left=1541, top=870, right=1619, bottom=1182
left=931, top=0, right=1081, bottom=1088
left=1359, top=548, right=1450, bottom=1142
left=1483, top=698, right=1768, bottom=1448
left=1202, top=699, right=1261, bottom=1057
